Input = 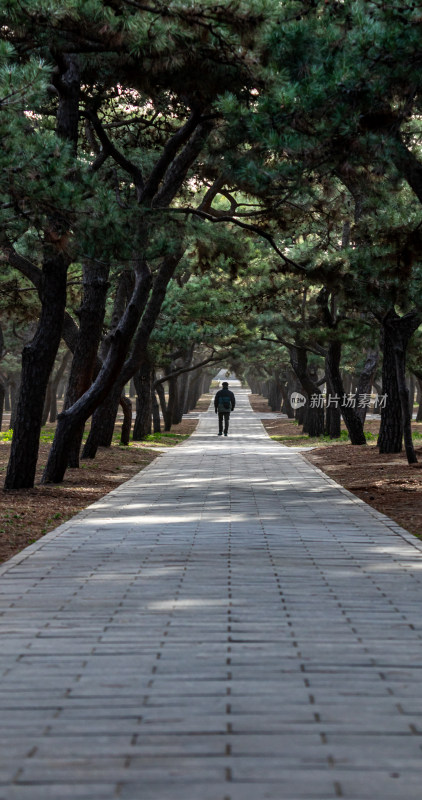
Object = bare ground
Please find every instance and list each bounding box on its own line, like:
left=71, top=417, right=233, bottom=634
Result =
left=0, top=417, right=199, bottom=565
left=249, top=393, right=422, bottom=541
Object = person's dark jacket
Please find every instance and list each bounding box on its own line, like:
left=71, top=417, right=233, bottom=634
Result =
left=214, top=388, right=235, bottom=413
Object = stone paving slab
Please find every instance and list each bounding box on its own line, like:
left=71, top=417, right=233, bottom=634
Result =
left=1, top=388, right=422, bottom=799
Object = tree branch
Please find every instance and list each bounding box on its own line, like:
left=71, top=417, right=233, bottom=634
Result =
left=141, top=110, right=202, bottom=205
left=154, top=352, right=219, bottom=387
left=82, top=108, right=144, bottom=193
left=162, top=207, right=308, bottom=274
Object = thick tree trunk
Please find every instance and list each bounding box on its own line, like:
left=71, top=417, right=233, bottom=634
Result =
left=394, top=353, right=417, bottom=464
left=43, top=262, right=152, bottom=481
left=43, top=244, right=182, bottom=483
left=120, top=395, right=132, bottom=445
left=156, top=381, right=167, bottom=425
left=65, top=261, right=110, bottom=467
left=354, top=350, right=379, bottom=425
left=4, top=253, right=68, bottom=490
left=187, top=369, right=203, bottom=410
left=325, top=403, right=341, bottom=438
left=378, top=323, right=404, bottom=454
left=268, top=375, right=282, bottom=412
left=280, top=381, right=295, bottom=418
left=165, top=376, right=178, bottom=430
left=82, top=384, right=122, bottom=457
left=382, top=310, right=420, bottom=464
left=302, top=404, right=325, bottom=437
left=324, top=368, right=341, bottom=439
left=326, top=340, right=366, bottom=445
left=288, top=345, right=324, bottom=437
left=133, top=360, right=152, bottom=440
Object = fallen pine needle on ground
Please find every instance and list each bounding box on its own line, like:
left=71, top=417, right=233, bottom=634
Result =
left=0, top=417, right=198, bottom=565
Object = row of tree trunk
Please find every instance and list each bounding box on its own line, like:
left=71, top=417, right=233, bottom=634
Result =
left=248, top=311, right=422, bottom=462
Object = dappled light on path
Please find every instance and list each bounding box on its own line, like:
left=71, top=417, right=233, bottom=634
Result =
left=1, top=389, right=422, bottom=798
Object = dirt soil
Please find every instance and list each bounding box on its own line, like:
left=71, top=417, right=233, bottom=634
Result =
left=249, top=393, right=422, bottom=541
left=0, top=417, right=198, bottom=565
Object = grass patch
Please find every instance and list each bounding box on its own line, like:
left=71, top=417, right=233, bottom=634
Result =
left=143, top=432, right=192, bottom=446
left=271, top=429, right=378, bottom=447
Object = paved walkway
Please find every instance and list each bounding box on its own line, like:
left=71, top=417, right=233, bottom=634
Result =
left=1, top=390, right=422, bottom=800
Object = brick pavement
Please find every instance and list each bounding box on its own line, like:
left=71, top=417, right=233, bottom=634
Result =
left=1, top=389, right=422, bottom=799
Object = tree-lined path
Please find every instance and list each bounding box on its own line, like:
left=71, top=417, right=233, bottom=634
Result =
left=1, top=390, right=422, bottom=800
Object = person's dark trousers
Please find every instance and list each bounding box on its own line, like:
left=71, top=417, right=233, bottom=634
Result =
left=218, top=411, right=230, bottom=435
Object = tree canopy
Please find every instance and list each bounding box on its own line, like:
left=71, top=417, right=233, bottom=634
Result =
left=2, top=0, right=422, bottom=487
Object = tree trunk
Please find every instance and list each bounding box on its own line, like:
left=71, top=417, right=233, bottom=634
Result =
left=302, top=404, right=325, bottom=437
left=378, top=323, right=403, bottom=454
left=408, top=375, right=415, bottom=418
left=43, top=245, right=182, bottom=483
left=43, top=261, right=152, bottom=480
left=326, top=340, right=366, bottom=445
left=324, top=367, right=341, bottom=439
left=9, top=376, right=20, bottom=429
left=156, top=381, right=167, bottom=425
left=415, top=376, right=422, bottom=422
left=152, top=387, right=161, bottom=433
left=354, top=350, right=379, bottom=425
left=4, top=253, right=68, bottom=490
left=280, top=381, right=295, bottom=418
left=82, top=383, right=122, bottom=457
left=120, top=395, right=132, bottom=445
left=165, top=376, right=178, bottom=430
left=383, top=310, right=420, bottom=464
left=49, top=349, right=72, bottom=423
left=65, top=261, right=110, bottom=467
left=42, top=378, right=53, bottom=426
left=288, top=345, right=324, bottom=437
left=0, top=379, right=5, bottom=432
left=132, top=360, right=152, bottom=440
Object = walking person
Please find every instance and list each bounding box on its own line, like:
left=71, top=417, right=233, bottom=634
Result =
left=214, top=381, right=235, bottom=436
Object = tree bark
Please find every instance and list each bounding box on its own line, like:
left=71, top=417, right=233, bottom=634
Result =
left=120, top=395, right=132, bottom=445
left=65, top=261, right=110, bottom=466
left=414, top=375, right=422, bottom=422
left=288, top=345, right=324, bottom=437
left=152, top=386, right=161, bottom=433
left=0, top=379, right=5, bottom=432
left=354, top=350, right=379, bottom=425
left=42, top=378, right=53, bottom=427
left=326, top=340, right=366, bottom=445
left=132, top=359, right=152, bottom=440
left=4, top=253, right=68, bottom=490
left=156, top=381, right=167, bottom=426
left=49, top=349, right=72, bottom=423
left=42, top=261, right=152, bottom=481
left=324, top=365, right=341, bottom=439
left=9, top=375, right=20, bottom=429
left=381, top=309, right=421, bottom=464
left=378, top=323, right=403, bottom=453
left=165, top=376, right=178, bottom=430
